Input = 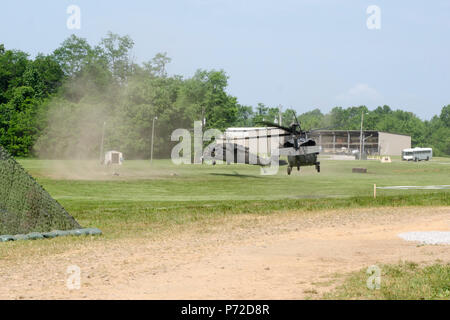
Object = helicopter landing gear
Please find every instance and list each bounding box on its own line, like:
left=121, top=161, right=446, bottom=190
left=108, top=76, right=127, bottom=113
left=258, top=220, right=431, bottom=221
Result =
left=287, top=166, right=292, bottom=175
left=315, top=162, right=320, bottom=173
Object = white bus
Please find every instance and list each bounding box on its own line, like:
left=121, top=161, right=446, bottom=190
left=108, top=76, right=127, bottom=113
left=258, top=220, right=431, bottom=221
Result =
left=402, top=147, right=432, bottom=161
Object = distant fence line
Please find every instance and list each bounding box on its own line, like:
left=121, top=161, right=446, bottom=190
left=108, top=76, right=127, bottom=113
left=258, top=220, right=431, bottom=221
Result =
left=376, top=185, right=450, bottom=190
left=372, top=184, right=449, bottom=198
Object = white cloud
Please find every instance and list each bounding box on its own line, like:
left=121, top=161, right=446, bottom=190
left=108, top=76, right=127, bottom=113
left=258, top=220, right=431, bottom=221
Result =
left=335, top=83, right=383, bottom=106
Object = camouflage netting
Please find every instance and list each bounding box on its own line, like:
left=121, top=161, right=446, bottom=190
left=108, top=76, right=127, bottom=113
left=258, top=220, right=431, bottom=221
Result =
left=0, top=145, right=81, bottom=235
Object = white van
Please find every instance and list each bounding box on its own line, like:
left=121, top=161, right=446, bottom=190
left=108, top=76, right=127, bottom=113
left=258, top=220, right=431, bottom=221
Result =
left=402, top=148, right=432, bottom=161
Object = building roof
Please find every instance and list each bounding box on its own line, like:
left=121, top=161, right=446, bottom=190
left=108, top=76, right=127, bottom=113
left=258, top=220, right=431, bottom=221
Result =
left=225, top=128, right=411, bottom=138
left=225, top=127, right=282, bottom=131
left=403, top=147, right=432, bottom=152
left=310, top=130, right=411, bottom=137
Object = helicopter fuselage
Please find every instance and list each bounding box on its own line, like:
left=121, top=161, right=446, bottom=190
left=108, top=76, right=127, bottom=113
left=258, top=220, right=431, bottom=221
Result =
left=286, top=153, right=320, bottom=175
left=287, top=153, right=317, bottom=167
left=283, top=138, right=321, bottom=175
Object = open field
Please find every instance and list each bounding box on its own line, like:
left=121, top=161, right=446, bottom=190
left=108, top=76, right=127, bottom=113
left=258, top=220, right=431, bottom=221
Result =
left=1, top=157, right=449, bottom=299
left=0, top=206, right=449, bottom=299
left=19, top=157, right=450, bottom=202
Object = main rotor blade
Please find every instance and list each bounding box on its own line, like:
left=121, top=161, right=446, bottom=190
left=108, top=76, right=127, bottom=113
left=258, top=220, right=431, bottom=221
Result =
left=306, top=126, right=335, bottom=132
left=233, top=132, right=291, bottom=140
left=256, top=121, right=294, bottom=133
left=290, top=109, right=302, bottom=128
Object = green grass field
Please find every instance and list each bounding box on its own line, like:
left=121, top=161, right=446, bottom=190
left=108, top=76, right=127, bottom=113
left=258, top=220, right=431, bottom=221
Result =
left=2, top=157, right=449, bottom=299
left=20, top=156, right=450, bottom=201
left=13, top=157, right=449, bottom=239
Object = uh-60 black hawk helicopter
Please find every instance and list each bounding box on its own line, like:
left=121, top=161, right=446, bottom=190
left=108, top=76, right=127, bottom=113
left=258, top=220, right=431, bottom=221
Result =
left=203, top=111, right=324, bottom=175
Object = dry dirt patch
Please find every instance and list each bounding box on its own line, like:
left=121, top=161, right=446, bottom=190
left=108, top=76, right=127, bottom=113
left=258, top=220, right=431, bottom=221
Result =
left=1, top=206, right=449, bottom=299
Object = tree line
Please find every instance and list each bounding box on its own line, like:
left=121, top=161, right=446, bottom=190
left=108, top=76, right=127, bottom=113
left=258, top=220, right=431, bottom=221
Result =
left=0, top=32, right=449, bottom=158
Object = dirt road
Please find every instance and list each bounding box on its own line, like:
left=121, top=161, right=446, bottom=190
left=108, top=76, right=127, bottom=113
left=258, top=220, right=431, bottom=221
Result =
left=1, top=206, right=449, bottom=299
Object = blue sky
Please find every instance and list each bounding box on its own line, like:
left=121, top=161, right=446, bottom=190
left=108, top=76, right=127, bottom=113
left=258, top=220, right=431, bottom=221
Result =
left=1, top=0, right=449, bottom=119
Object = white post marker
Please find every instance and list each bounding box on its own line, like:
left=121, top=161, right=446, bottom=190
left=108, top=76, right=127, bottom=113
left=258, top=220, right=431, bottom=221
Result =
left=150, top=116, right=157, bottom=164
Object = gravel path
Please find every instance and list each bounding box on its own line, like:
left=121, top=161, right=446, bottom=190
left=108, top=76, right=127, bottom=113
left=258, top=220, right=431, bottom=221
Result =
left=1, top=206, right=449, bottom=299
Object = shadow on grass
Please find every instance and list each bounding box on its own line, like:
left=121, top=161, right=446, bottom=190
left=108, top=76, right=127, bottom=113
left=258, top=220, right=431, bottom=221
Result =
left=208, top=172, right=264, bottom=179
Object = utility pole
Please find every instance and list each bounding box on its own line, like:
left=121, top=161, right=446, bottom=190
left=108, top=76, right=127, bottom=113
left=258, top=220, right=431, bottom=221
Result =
left=150, top=116, right=158, bottom=164
left=278, top=105, right=282, bottom=125
left=359, top=111, right=364, bottom=160
left=362, top=134, right=373, bottom=158
left=99, top=121, right=106, bottom=164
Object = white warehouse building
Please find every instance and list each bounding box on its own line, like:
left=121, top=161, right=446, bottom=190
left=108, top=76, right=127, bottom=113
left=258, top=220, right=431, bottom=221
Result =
left=218, top=128, right=412, bottom=156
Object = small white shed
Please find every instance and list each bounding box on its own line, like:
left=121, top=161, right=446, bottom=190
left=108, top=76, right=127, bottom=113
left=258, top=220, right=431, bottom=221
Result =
left=104, top=150, right=123, bottom=165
